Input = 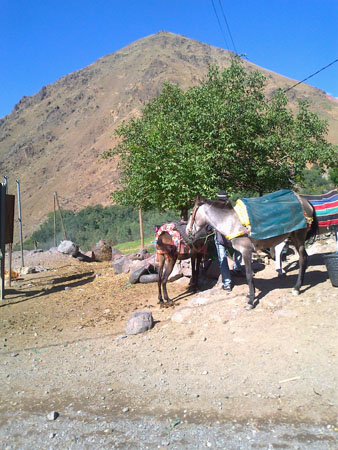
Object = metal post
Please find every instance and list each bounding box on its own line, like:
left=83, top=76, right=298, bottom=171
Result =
left=8, top=243, right=12, bottom=287
left=16, top=180, right=24, bottom=267
left=4, top=177, right=9, bottom=288
left=53, top=194, right=57, bottom=247
left=0, top=183, right=6, bottom=300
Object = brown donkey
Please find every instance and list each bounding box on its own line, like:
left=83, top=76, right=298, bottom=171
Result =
left=155, top=222, right=210, bottom=306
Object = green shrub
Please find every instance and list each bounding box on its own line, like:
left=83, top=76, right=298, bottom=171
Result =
left=21, top=205, right=178, bottom=251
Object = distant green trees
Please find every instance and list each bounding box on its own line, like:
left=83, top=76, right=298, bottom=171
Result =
left=22, top=205, right=178, bottom=251
left=21, top=166, right=336, bottom=252
left=298, top=166, right=333, bottom=194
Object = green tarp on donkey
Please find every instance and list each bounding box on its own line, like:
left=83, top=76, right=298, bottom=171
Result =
left=240, top=189, right=307, bottom=240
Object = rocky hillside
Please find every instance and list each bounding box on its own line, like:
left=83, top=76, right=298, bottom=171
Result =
left=1, top=31, right=337, bottom=241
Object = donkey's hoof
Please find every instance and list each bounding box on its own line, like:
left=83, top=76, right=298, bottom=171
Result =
left=245, top=303, right=254, bottom=310
left=292, top=289, right=300, bottom=296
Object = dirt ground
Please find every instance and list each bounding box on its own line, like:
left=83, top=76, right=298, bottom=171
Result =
left=1, top=240, right=338, bottom=448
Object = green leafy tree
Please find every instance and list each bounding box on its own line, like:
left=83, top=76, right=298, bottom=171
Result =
left=329, top=168, right=338, bottom=186
left=103, top=57, right=338, bottom=217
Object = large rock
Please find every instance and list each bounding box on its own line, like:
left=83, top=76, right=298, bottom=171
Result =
left=139, top=273, right=159, bottom=283
left=126, top=311, right=154, bottom=335
left=57, top=240, right=79, bottom=257
left=113, top=256, right=132, bottom=274
left=112, top=248, right=123, bottom=261
left=129, top=255, right=158, bottom=284
left=91, top=240, right=112, bottom=262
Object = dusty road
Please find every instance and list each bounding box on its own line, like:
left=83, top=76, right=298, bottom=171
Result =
left=1, top=241, right=338, bottom=448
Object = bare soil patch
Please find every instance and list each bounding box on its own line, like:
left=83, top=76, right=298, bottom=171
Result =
left=1, top=242, right=338, bottom=447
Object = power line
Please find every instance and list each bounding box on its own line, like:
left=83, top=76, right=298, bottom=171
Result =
left=211, top=0, right=230, bottom=50
left=217, top=0, right=238, bottom=54
left=265, top=57, right=338, bottom=102
left=56, top=181, right=115, bottom=209
left=283, top=58, right=338, bottom=93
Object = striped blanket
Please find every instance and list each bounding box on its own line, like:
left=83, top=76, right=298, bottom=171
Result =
left=302, top=190, right=338, bottom=228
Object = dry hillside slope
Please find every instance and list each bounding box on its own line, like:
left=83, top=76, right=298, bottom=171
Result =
left=1, top=31, right=337, bottom=241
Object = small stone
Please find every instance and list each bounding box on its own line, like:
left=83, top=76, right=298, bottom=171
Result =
left=117, top=334, right=127, bottom=340
left=47, top=411, right=59, bottom=421
left=122, top=407, right=129, bottom=413
left=202, top=370, right=208, bottom=375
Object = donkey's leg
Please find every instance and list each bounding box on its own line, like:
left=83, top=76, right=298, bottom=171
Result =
left=157, top=253, right=165, bottom=305
left=195, top=253, right=203, bottom=291
left=162, top=254, right=177, bottom=304
left=189, top=255, right=196, bottom=289
left=233, top=237, right=255, bottom=308
left=243, top=248, right=255, bottom=308
left=190, top=253, right=202, bottom=292
left=290, top=231, right=308, bottom=295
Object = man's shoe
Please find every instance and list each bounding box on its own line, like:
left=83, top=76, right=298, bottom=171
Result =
left=222, top=284, right=232, bottom=292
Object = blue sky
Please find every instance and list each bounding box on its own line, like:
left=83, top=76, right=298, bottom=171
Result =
left=1, top=0, right=337, bottom=119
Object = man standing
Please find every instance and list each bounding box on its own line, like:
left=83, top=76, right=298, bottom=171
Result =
left=214, top=190, right=243, bottom=291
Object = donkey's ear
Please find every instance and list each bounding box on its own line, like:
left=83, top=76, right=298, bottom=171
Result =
left=196, top=193, right=201, bottom=202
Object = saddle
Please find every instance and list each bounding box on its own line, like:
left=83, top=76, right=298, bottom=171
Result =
left=234, top=190, right=308, bottom=240
left=155, top=222, right=210, bottom=254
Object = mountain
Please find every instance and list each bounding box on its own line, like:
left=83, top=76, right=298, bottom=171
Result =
left=1, top=31, right=338, bottom=241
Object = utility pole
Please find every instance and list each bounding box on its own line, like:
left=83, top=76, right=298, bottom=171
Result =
left=54, top=192, right=67, bottom=240
left=16, top=180, right=24, bottom=267
left=53, top=193, right=57, bottom=246
left=138, top=207, right=144, bottom=249
left=0, top=181, right=6, bottom=300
